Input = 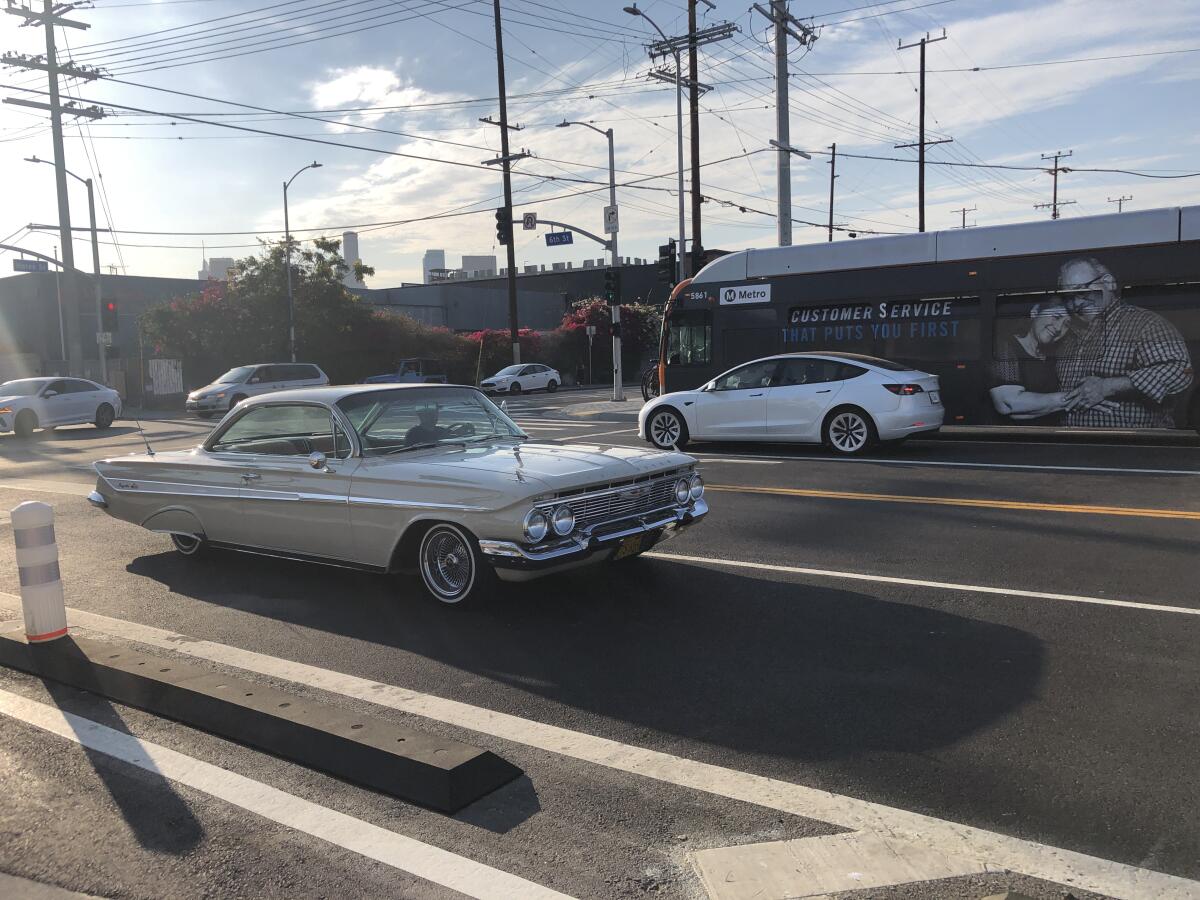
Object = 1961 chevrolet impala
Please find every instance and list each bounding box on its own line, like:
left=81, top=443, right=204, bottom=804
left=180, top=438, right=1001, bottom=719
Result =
left=88, top=384, right=707, bottom=605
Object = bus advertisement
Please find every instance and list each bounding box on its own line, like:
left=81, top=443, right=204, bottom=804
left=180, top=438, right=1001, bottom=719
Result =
left=656, top=206, right=1200, bottom=432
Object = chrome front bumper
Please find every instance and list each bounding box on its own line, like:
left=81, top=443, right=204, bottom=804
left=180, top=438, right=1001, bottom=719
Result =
left=87, top=490, right=108, bottom=509
left=478, top=498, right=707, bottom=578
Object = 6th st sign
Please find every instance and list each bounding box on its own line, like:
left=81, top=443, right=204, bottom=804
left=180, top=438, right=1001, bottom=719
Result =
left=545, top=232, right=574, bottom=247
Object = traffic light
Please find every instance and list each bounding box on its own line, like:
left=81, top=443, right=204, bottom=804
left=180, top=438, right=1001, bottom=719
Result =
left=495, top=207, right=512, bottom=246
left=101, top=300, right=118, bottom=332
left=656, top=239, right=676, bottom=284
left=603, top=266, right=621, bottom=306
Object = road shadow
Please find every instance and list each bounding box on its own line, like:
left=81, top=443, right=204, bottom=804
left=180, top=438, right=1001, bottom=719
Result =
left=126, top=550, right=1044, bottom=763
left=38, top=655, right=205, bottom=856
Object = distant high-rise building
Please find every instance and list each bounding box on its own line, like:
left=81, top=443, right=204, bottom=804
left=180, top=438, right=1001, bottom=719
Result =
left=198, top=257, right=235, bottom=281
left=342, top=231, right=365, bottom=288
left=422, top=249, right=446, bottom=284
left=461, top=254, right=497, bottom=279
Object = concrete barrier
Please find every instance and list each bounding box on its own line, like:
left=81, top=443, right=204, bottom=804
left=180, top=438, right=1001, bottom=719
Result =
left=11, top=501, right=67, bottom=643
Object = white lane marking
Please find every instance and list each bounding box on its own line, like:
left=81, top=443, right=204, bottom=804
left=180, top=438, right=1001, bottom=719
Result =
left=0, top=688, right=574, bottom=900
left=647, top=553, right=1200, bottom=617
left=511, top=420, right=599, bottom=428
left=1, top=596, right=1193, bottom=899
left=912, top=437, right=1200, bottom=450
left=683, top=451, right=1200, bottom=476
left=696, top=459, right=781, bottom=466
left=570, top=427, right=639, bottom=439
left=0, top=478, right=91, bottom=497
left=693, top=830, right=990, bottom=900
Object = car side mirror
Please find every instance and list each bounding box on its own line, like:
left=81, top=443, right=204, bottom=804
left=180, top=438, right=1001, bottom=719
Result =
left=42, top=390, right=58, bottom=398
left=248, top=377, right=260, bottom=384
left=700, top=382, right=714, bottom=392
left=308, top=451, right=328, bottom=471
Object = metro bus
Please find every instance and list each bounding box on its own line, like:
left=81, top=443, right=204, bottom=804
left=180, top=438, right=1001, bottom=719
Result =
left=653, top=206, right=1200, bottom=432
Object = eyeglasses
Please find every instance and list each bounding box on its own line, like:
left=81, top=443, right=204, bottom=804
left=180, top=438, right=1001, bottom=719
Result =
left=1058, top=271, right=1107, bottom=296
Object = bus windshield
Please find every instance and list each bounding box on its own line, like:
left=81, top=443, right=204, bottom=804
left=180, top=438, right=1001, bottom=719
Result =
left=667, top=311, right=711, bottom=366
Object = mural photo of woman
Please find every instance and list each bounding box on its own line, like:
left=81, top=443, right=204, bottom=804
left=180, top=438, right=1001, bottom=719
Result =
left=989, top=300, right=1080, bottom=423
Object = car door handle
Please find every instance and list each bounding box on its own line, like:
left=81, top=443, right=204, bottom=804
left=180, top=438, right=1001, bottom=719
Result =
left=240, top=473, right=261, bottom=482
left=816, top=389, right=832, bottom=393
left=749, top=392, right=764, bottom=397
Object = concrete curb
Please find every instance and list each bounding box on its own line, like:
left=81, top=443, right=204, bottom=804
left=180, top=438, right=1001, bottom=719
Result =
left=0, top=629, right=521, bottom=812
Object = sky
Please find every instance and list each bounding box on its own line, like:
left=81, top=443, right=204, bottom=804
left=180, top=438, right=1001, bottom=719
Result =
left=1, top=0, right=1198, bottom=287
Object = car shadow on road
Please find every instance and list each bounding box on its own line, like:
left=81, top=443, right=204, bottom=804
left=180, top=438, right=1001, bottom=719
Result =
left=39, top=669, right=206, bottom=855
left=125, top=550, right=1044, bottom=765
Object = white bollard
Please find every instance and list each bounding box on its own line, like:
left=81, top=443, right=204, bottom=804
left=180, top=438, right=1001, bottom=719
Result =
left=11, top=501, right=68, bottom=643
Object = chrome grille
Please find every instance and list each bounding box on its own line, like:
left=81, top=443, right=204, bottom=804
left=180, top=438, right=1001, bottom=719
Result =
left=536, top=471, right=685, bottom=531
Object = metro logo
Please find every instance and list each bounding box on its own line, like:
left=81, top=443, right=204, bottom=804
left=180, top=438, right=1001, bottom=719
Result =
left=719, top=284, right=772, bottom=305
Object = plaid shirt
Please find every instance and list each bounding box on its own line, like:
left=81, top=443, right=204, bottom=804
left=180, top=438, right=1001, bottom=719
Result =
left=1056, top=300, right=1193, bottom=428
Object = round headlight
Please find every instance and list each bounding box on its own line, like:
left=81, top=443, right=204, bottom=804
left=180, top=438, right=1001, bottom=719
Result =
left=675, top=478, right=691, bottom=505
left=524, top=509, right=549, bottom=543
left=689, top=473, right=704, bottom=500
left=551, top=504, right=575, bottom=536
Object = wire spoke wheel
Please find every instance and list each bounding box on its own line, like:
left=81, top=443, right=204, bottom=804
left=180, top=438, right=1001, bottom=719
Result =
left=829, top=411, right=869, bottom=453
left=649, top=410, right=681, bottom=449
left=420, top=525, right=476, bottom=603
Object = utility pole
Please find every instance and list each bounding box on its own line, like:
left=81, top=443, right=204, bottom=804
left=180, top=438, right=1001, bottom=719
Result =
left=1035, top=150, right=1075, bottom=219
left=492, top=0, right=521, bottom=364
left=1108, top=195, right=1132, bottom=213
left=827, top=142, right=837, bottom=242
left=753, top=2, right=816, bottom=247
left=953, top=205, right=977, bottom=229
left=686, top=0, right=716, bottom=275
left=896, top=30, right=951, bottom=232
left=3, top=2, right=103, bottom=375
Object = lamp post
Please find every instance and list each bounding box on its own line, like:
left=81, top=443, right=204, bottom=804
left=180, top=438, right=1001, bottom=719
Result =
left=555, top=120, right=618, bottom=267
left=283, top=161, right=321, bottom=363
left=624, top=4, right=685, bottom=282
left=26, top=155, right=106, bottom=383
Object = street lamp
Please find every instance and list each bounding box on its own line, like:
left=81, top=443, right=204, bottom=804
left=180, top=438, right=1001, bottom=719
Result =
left=283, top=161, right=321, bottom=363
left=624, top=3, right=685, bottom=282
left=555, top=120, right=618, bottom=267
left=26, top=155, right=107, bottom=384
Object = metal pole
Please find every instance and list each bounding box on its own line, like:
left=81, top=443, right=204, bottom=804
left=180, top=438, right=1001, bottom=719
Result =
left=53, top=244, right=66, bottom=363
left=493, top=0, right=521, bottom=365
left=44, top=0, right=81, bottom=374
left=918, top=37, right=926, bottom=232
left=1051, top=152, right=1060, bottom=219
left=607, top=129, right=618, bottom=266
left=674, top=49, right=686, bottom=279
left=283, top=181, right=296, bottom=362
left=687, top=0, right=702, bottom=275
left=827, top=142, right=836, bottom=242
left=85, top=178, right=106, bottom=384
left=772, top=0, right=791, bottom=246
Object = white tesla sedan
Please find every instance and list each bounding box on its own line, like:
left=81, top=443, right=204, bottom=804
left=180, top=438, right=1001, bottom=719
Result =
left=0, top=377, right=123, bottom=438
left=639, top=352, right=943, bottom=455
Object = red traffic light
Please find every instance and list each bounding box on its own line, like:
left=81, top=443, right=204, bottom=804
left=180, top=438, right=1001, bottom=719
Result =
left=105, top=302, right=116, bottom=311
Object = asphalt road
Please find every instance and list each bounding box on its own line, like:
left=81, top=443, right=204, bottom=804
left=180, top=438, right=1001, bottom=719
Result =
left=0, top=389, right=1197, bottom=900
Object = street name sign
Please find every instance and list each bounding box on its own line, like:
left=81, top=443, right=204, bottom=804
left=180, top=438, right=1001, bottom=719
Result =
left=13, top=259, right=48, bottom=273
left=546, top=231, right=574, bottom=246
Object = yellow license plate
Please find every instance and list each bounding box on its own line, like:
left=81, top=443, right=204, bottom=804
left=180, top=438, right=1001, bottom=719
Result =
left=613, top=534, right=645, bottom=560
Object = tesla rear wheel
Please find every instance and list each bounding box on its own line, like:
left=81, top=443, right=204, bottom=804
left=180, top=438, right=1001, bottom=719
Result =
left=171, top=533, right=207, bottom=557
left=418, top=523, right=494, bottom=606
left=14, top=410, right=37, bottom=438
left=647, top=407, right=688, bottom=450
left=94, top=403, right=115, bottom=429
left=823, top=407, right=876, bottom=456
left=546, top=379, right=558, bottom=393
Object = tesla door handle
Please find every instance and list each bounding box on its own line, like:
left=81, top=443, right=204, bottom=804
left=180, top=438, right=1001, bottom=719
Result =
left=816, top=389, right=832, bottom=393
left=240, top=473, right=261, bottom=482
left=749, top=392, right=764, bottom=397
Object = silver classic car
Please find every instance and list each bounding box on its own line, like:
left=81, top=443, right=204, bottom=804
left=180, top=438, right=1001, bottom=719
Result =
left=88, top=385, right=707, bottom=605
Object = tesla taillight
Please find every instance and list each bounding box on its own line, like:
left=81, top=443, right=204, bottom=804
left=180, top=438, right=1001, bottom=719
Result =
left=883, top=384, right=924, bottom=395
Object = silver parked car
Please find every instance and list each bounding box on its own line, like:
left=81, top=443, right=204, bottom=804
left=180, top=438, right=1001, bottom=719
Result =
left=186, top=362, right=328, bottom=418
left=0, top=377, right=122, bottom=438
left=89, top=384, right=707, bottom=605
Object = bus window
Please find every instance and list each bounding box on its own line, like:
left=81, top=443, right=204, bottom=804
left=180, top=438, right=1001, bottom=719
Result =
left=667, top=310, right=711, bottom=366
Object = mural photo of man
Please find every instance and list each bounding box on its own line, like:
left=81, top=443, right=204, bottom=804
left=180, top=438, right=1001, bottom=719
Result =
left=1054, top=258, right=1193, bottom=428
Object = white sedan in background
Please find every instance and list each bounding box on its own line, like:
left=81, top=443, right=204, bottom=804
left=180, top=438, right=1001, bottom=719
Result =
left=479, top=364, right=560, bottom=395
left=639, top=352, right=943, bottom=455
left=0, top=377, right=122, bottom=438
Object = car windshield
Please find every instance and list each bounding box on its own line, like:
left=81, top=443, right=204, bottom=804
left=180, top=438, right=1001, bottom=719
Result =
left=491, top=366, right=523, bottom=377
left=337, top=387, right=525, bottom=456
left=215, top=366, right=256, bottom=384
left=0, top=379, right=48, bottom=397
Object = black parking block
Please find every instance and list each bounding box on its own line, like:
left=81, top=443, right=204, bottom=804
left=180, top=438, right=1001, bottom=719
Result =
left=0, top=630, right=521, bottom=813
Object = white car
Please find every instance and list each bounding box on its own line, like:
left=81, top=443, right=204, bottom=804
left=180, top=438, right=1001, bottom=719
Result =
left=479, top=364, right=560, bottom=395
left=0, top=377, right=122, bottom=438
left=186, top=363, right=329, bottom=418
left=639, top=352, right=944, bottom=455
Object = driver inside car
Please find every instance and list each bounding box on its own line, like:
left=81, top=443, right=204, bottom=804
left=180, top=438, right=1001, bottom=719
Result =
left=405, top=405, right=450, bottom=445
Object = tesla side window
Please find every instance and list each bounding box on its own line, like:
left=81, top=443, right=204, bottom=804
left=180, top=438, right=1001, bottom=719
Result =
left=712, top=360, right=779, bottom=391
